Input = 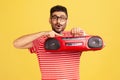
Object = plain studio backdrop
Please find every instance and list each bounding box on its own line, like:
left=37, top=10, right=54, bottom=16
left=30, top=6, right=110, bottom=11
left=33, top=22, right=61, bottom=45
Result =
left=0, top=0, right=120, bottom=80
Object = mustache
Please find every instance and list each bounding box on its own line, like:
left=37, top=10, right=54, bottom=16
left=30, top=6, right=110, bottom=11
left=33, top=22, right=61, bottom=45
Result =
left=55, top=23, right=63, bottom=26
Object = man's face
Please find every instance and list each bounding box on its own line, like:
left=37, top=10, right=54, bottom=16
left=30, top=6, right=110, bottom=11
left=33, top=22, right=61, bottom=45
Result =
left=49, top=11, right=68, bottom=34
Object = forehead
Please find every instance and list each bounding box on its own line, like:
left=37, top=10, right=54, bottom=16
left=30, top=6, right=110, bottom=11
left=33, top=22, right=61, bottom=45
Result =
left=52, top=11, right=67, bottom=17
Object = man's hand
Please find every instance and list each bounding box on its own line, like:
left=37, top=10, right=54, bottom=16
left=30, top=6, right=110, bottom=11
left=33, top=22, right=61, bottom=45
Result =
left=45, top=31, right=63, bottom=38
left=71, top=27, right=86, bottom=37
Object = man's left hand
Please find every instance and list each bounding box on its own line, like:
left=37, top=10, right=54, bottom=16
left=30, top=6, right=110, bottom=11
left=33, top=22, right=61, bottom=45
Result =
left=71, top=27, right=86, bottom=37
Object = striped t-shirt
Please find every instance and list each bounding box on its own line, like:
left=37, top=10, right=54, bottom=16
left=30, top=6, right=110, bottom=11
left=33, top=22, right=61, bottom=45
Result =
left=29, top=31, right=82, bottom=80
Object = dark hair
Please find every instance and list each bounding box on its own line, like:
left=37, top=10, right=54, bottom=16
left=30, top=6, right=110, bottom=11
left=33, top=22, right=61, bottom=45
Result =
left=50, top=5, right=68, bottom=17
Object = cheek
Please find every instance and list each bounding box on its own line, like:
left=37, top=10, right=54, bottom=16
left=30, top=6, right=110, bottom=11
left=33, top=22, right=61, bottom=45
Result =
left=51, top=20, right=57, bottom=25
left=60, top=21, right=66, bottom=25
left=62, top=23, right=67, bottom=30
left=63, top=22, right=67, bottom=27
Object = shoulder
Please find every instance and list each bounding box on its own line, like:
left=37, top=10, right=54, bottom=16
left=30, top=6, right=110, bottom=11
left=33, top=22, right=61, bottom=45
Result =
left=33, top=36, right=48, bottom=45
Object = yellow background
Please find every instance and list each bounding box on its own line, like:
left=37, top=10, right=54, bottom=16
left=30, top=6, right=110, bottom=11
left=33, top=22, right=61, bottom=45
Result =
left=0, top=0, right=120, bottom=80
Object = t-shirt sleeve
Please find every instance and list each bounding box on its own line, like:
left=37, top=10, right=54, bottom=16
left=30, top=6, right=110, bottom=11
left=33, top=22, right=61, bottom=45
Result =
left=28, top=36, right=47, bottom=54
left=29, top=40, right=37, bottom=53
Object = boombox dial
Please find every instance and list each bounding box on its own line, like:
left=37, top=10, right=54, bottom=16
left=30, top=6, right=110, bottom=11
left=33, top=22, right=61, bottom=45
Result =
left=88, top=36, right=103, bottom=48
left=45, top=38, right=60, bottom=50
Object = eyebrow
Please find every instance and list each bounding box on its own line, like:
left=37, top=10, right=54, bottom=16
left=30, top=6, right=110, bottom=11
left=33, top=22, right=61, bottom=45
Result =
left=51, top=15, right=67, bottom=18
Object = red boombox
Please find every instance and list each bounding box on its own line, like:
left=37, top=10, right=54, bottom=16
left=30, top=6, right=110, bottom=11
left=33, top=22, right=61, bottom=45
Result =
left=44, top=35, right=104, bottom=52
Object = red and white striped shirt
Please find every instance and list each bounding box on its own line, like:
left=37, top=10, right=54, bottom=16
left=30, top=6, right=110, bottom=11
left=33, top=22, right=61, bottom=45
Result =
left=29, top=31, right=82, bottom=80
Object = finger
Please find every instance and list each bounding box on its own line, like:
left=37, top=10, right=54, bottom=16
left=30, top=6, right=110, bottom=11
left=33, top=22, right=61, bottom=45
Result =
left=76, top=28, right=81, bottom=35
left=73, top=28, right=81, bottom=36
left=46, top=31, right=55, bottom=38
left=55, top=32, right=63, bottom=36
left=79, top=30, right=86, bottom=36
left=74, top=28, right=78, bottom=35
left=46, top=34, right=54, bottom=38
left=71, top=28, right=76, bottom=35
left=75, top=27, right=81, bottom=35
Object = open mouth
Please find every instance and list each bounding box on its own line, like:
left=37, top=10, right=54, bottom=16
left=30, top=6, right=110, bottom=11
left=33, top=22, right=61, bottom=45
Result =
left=56, top=24, right=62, bottom=29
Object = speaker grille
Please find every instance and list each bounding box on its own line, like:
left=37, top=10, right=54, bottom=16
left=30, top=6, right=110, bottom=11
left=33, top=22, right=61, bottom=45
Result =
left=44, top=38, right=60, bottom=50
left=88, top=36, right=103, bottom=48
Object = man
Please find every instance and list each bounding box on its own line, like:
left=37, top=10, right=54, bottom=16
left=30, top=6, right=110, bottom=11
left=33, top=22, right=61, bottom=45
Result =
left=13, top=5, right=86, bottom=80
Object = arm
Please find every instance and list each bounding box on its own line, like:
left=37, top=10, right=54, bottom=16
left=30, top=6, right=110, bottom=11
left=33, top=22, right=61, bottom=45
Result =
left=13, top=31, right=62, bottom=49
left=13, top=32, right=46, bottom=49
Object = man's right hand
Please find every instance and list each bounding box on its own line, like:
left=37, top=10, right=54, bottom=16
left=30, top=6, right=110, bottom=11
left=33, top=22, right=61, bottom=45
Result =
left=45, top=31, right=63, bottom=38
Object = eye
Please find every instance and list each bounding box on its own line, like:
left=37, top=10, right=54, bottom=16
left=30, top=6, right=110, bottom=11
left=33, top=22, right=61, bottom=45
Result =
left=59, top=15, right=67, bottom=19
left=60, top=17, right=67, bottom=20
left=51, top=15, right=57, bottom=19
left=51, top=15, right=67, bottom=21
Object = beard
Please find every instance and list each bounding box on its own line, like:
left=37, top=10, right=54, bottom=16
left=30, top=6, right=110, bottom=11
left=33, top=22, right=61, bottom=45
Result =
left=52, top=23, right=66, bottom=34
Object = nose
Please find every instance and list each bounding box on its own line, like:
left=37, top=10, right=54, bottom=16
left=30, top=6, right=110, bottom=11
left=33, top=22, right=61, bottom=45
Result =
left=57, top=18, right=61, bottom=23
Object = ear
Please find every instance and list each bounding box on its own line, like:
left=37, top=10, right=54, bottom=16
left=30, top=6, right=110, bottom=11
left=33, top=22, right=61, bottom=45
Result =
left=49, top=18, right=51, bottom=24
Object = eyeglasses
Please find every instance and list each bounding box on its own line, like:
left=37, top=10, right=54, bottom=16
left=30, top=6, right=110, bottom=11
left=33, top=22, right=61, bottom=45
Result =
left=51, top=15, right=67, bottom=22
